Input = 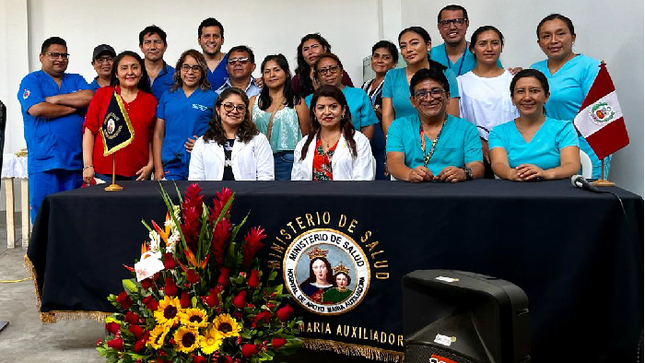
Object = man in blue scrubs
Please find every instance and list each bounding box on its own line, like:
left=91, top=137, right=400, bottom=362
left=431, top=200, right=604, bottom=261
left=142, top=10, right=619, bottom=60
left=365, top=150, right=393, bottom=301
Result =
left=198, top=18, right=229, bottom=91
left=17, top=37, right=93, bottom=223
left=139, top=25, right=175, bottom=100
left=88, top=44, right=115, bottom=91
left=215, top=45, right=261, bottom=98
left=387, top=68, right=483, bottom=182
left=428, top=5, right=474, bottom=76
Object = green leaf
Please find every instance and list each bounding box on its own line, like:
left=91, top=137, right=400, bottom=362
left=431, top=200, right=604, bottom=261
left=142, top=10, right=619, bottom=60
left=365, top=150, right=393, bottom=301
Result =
left=122, top=279, right=138, bottom=294
left=230, top=211, right=249, bottom=242
left=268, top=270, right=277, bottom=281
left=191, top=296, right=198, bottom=308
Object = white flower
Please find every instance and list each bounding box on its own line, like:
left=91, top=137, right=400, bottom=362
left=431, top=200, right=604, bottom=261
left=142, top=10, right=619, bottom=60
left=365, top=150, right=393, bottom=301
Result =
left=166, top=231, right=180, bottom=253
left=149, top=230, right=161, bottom=252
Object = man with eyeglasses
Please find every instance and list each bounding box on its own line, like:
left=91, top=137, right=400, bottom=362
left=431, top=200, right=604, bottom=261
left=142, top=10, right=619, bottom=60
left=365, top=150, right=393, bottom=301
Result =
left=198, top=17, right=229, bottom=91
left=89, top=44, right=116, bottom=91
left=17, top=36, right=93, bottom=223
left=214, top=45, right=260, bottom=98
left=386, top=68, right=483, bottom=182
left=139, top=25, right=175, bottom=101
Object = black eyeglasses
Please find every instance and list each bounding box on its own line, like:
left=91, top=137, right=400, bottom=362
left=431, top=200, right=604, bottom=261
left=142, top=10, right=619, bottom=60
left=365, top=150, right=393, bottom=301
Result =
left=438, top=18, right=467, bottom=27
left=181, top=64, right=201, bottom=72
left=413, top=88, right=445, bottom=100
left=46, top=52, right=70, bottom=60
left=317, top=65, right=340, bottom=76
left=222, top=102, right=246, bottom=113
left=95, top=56, right=113, bottom=64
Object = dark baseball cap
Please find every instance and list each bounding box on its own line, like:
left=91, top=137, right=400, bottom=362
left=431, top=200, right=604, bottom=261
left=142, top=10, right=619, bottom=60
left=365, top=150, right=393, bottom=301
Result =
left=92, top=44, right=116, bottom=60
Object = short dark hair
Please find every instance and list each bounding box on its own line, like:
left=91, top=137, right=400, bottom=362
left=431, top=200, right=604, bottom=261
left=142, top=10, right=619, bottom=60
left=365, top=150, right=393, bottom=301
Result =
left=510, top=69, right=549, bottom=95
left=469, top=25, right=505, bottom=54
left=110, top=50, right=152, bottom=94
left=198, top=17, right=224, bottom=38
left=409, top=67, right=450, bottom=97
left=228, top=45, right=255, bottom=64
left=371, top=40, right=399, bottom=64
left=139, top=25, right=167, bottom=46
left=313, top=53, right=344, bottom=81
left=437, top=4, right=469, bottom=23
left=41, top=37, right=66, bottom=54
left=398, top=26, right=431, bottom=44
left=536, top=14, right=575, bottom=38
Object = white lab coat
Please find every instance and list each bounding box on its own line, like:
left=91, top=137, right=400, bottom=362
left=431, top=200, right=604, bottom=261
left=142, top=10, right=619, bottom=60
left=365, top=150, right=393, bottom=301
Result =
left=188, top=133, right=274, bottom=181
left=291, top=131, right=375, bottom=181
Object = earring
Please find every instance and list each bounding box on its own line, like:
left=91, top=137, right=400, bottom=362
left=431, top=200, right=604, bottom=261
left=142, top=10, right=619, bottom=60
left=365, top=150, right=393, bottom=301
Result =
left=342, top=113, right=346, bottom=118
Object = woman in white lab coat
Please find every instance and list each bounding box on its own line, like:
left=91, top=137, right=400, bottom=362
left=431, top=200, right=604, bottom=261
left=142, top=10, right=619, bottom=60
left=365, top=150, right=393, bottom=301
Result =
left=188, top=87, right=274, bottom=181
left=291, top=85, right=375, bottom=181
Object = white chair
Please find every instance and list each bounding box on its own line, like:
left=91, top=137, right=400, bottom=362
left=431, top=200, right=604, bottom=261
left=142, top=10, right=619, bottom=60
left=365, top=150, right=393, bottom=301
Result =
left=579, top=150, right=592, bottom=179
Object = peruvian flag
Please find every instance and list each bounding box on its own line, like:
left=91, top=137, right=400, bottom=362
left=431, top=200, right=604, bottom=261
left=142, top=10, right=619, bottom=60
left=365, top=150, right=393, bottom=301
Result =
left=573, top=62, right=629, bottom=159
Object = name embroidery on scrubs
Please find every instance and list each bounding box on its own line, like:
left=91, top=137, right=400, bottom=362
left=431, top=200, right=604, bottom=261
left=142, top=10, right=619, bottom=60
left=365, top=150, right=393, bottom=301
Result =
left=192, top=104, right=208, bottom=112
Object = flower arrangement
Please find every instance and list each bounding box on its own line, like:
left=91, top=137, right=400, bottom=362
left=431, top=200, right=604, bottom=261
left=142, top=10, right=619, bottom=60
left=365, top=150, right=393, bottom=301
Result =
left=97, top=184, right=302, bottom=363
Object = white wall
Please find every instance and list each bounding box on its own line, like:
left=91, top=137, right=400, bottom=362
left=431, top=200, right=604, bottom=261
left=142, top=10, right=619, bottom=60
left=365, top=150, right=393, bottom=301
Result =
left=401, top=0, right=644, bottom=195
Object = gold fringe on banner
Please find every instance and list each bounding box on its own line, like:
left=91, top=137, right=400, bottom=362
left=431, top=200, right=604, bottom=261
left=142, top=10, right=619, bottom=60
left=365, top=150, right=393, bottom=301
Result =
left=302, top=338, right=404, bottom=362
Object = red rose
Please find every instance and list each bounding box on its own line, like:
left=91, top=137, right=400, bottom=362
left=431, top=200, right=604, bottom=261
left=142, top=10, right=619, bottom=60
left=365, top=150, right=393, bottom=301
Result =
left=164, top=277, right=178, bottom=296
left=129, top=324, right=145, bottom=339
left=116, top=291, right=132, bottom=310
left=205, top=288, right=219, bottom=307
left=186, top=268, right=200, bottom=284
left=233, top=290, right=247, bottom=309
left=180, top=291, right=191, bottom=308
left=276, top=304, right=293, bottom=321
left=241, top=344, right=259, bottom=357
left=106, top=322, right=120, bottom=335
left=218, top=268, right=230, bottom=286
left=254, top=311, right=271, bottom=326
left=134, top=337, right=146, bottom=353
left=142, top=295, right=159, bottom=311
left=219, top=356, right=233, bottom=363
left=141, top=278, right=153, bottom=290
left=125, top=311, right=140, bottom=325
left=107, top=337, right=123, bottom=351
left=192, top=355, right=207, bottom=363
left=164, top=253, right=177, bottom=269
left=247, top=270, right=260, bottom=288
left=271, top=338, right=287, bottom=349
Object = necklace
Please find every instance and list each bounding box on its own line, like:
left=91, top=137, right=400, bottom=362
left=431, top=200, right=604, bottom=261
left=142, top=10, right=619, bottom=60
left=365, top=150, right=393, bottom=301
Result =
left=420, top=117, right=448, bottom=167
left=320, top=133, right=340, bottom=150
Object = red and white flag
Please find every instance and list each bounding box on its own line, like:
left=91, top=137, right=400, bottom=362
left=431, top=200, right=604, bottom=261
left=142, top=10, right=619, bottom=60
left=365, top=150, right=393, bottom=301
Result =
left=574, top=62, right=629, bottom=160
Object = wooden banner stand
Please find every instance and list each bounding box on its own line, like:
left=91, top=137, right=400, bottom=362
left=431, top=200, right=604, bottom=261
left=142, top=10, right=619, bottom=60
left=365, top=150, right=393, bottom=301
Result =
left=104, top=154, right=123, bottom=192
left=591, top=159, right=615, bottom=187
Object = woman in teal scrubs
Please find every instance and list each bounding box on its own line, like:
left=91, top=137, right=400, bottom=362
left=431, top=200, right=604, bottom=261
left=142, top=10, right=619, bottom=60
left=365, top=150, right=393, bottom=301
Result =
left=489, top=69, right=580, bottom=181
left=530, top=13, right=607, bottom=179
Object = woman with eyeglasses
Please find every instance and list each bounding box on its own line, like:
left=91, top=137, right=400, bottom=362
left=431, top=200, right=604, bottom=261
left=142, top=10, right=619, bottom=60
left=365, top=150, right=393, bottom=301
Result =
left=292, top=33, right=354, bottom=98
left=249, top=54, right=310, bottom=180
left=304, top=53, right=378, bottom=140
left=362, top=40, right=399, bottom=180
left=382, top=26, right=460, bottom=137
left=83, top=51, right=157, bottom=184
left=457, top=26, right=518, bottom=178
left=489, top=69, right=580, bottom=181
left=530, top=14, right=606, bottom=179
left=292, top=85, right=375, bottom=181
left=152, top=50, right=216, bottom=180
left=188, top=87, right=274, bottom=181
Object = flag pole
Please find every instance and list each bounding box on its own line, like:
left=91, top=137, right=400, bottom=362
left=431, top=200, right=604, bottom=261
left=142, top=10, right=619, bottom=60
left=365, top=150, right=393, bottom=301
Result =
left=105, top=153, right=123, bottom=191
left=592, top=159, right=615, bottom=187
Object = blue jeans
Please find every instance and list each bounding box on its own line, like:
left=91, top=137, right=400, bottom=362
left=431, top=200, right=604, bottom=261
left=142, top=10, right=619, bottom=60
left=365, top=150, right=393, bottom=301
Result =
left=29, top=169, right=82, bottom=224
left=274, top=151, right=294, bottom=180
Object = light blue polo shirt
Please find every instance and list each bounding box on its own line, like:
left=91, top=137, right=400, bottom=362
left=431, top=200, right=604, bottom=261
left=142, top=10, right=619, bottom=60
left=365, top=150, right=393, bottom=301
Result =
left=386, top=114, right=482, bottom=175
left=149, top=62, right=175, bottom=101
left=429, top=43, right=503, bottom=77
left=488, top=117, right=579, bottom=170
left=207, top=53, right=229, bottom=91
left=305, top=87, right=379, bottom=131
left=157, top=88, right=216, bottom=167
left=17, top=70, right=90, bottom=173
left=382, top=67, right=459, bottom=120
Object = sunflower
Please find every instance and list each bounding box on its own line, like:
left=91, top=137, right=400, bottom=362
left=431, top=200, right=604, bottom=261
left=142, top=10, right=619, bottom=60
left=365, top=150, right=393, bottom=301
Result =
left=199, top=324, right=223, bottom=354
left=173, top=326, right=200, bottom=354
left=147, top=324, right=169, bottom=350
left=179, top=308, right=208, bottom=329
left=212, top=313, right=241, bottom=338
left=154, top=295, right=182, bottom=326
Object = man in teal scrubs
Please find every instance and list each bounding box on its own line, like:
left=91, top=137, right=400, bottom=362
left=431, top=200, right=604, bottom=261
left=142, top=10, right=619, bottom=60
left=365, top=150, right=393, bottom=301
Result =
left=386, top=68, right=483, bottom=182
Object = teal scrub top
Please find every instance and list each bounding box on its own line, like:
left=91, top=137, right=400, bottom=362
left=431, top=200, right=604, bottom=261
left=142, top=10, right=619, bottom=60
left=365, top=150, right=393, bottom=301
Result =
left=386, top=114, right=482, bottom=175
left=305, top=86, right=378, bottom=130
left=488, top=117, right=579, bottom=170
left=382, top=67, right=459, bottom=120
left=429, top=43, right=503, bottom=77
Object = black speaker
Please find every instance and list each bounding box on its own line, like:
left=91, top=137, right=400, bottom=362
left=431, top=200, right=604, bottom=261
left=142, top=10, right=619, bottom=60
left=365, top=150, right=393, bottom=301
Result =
left=402, top=270, right=531, bottom=363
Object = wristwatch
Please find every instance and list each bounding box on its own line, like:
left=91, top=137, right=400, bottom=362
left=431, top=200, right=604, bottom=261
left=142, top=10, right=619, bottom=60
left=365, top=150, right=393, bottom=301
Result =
left=462, top=167, right=473, bottom=180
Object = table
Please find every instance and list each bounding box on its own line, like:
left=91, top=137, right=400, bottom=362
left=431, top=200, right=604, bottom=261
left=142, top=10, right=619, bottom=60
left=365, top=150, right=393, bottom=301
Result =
left=2, top=153, right=29, bottom=248
left=26, top=180, right=643, bottom=362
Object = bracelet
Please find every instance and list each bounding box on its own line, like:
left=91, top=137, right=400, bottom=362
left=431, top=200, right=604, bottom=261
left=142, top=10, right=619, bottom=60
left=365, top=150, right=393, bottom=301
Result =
left=83, top=165, right=94, bottom=171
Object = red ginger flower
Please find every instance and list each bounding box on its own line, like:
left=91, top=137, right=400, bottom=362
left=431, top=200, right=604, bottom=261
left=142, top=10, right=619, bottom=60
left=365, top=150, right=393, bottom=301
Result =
left=247, top=270, right=260, bottom=288
left=242, top=227, right=266, bottom=267
left=272, top=338, right=287, bottom=349
left=211, top=188, right=233, bottom=219
left=276, top=304, right=293, bottom=321
left=241, top=344, right=259, bottom=357
left=211, top=218, right=231, bottom=266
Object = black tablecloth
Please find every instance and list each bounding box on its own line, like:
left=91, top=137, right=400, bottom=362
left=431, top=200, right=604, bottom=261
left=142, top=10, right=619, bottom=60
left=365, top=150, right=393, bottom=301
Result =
left=27, top=180, right=643, bottom=362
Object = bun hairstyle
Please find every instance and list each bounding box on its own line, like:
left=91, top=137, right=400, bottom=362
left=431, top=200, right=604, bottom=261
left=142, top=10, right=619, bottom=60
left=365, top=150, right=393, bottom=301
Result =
left=536, top=13, right=575, bottom=38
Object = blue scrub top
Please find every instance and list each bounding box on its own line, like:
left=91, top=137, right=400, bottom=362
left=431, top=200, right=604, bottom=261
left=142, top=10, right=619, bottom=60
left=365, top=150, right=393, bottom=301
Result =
left=488, top=117, right=579, bottom=170
left=305, top=86, right=379, bottom=131
left=206, top=53, right=229, bottom=91
left=17, top=70, right=90, bottom=173
left=382, top=67, right=459, bottom=120
left=157, top=88, right=216, bottom=166
left=149, top=62, right=175, bottom=101
left=386, top=114, right=482, bottom=175
left=429, top=43, right=503, bottom=77
left=89, top=78, right=100, bottom=91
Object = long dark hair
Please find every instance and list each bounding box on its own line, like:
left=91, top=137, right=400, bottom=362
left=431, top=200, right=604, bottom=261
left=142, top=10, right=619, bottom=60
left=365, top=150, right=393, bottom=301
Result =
left=171, top=49, right=211, bottom=92
left=300, top=85, right=357, bottom=160
left=203, top=88, right=259, bottom=145
left=398, top=26, right=447, bottom=72
left=295, top=33, right=331, bottom=97
left=258, top=54, right=301, bottom=110
left=110, top=51, right=151, bottom=94
left=300, top=257, right=334, bottom=286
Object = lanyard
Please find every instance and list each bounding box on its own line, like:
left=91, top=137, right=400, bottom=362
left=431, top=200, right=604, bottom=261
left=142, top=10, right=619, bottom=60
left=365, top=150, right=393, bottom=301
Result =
left=419, top=119, right=446, bottom=167
left=444, top=45, right=467, bottom=76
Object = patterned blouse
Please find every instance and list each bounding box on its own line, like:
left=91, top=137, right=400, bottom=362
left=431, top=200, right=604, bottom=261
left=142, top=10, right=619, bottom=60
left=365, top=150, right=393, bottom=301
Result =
left=312, top=137, right=339, bottom=181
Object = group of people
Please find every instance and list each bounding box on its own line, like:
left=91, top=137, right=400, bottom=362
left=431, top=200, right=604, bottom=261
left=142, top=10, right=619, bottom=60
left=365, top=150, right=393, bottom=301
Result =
left=18, top=6, right=606, bottom=223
